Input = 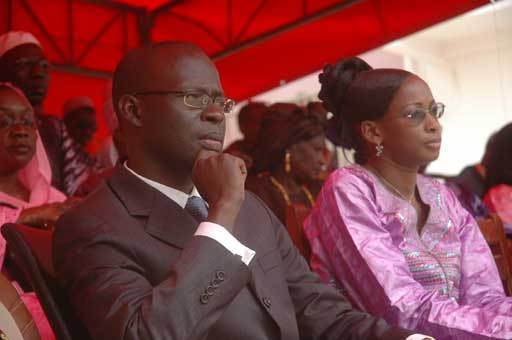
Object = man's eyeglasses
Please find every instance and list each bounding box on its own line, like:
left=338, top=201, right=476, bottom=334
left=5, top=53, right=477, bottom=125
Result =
left=132, top=90, right=236, bottom=114
left=401, top=101, right=445, bottom=126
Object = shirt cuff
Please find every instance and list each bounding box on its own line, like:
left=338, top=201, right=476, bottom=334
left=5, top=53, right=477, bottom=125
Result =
left=195, top=222, right=256, bottom=265
left=406, top=335, right=435, bottom=340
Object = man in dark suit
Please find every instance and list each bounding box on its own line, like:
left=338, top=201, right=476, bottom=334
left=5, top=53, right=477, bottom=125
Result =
left=53, top=41, right=428, bottom=340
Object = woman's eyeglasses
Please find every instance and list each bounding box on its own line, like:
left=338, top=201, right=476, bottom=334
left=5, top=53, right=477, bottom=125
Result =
left=132, top=90, right=236, bottom=114
left=401, top=102, right=445, bottom=125
left=0, top=114, right=36, bottom=130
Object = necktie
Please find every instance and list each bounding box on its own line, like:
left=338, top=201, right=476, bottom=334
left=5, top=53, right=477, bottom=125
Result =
left=185, top=196, right=208, bottom=222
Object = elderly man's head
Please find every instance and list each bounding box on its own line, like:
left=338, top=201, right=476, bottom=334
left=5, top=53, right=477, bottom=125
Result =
left=113, top=42, right=232, bottom=176
left=0, top=31, right=50, bottom=110
left=63, top=96, right=97, bottom=148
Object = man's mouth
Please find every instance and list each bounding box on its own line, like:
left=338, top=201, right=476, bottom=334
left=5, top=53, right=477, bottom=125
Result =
left=29, top=88, right=45, bottom=96
left=199, top=138, right=223, bottom=152
left=26, top=82, right=47, bottom=95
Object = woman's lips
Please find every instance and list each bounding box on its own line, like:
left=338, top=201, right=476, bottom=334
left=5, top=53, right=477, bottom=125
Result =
left=425, top=140, right=441, bottom=149
left=9, top=145, right=31, bottom=154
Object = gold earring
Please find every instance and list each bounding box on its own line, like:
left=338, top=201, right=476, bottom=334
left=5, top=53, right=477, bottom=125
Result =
left=285, top=150, right=291, bottom=173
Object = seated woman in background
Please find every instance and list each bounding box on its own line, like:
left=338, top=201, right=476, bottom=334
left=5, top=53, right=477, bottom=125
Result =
left=0, top=83, right=74, bottom=340
left=483, top=122, right=512, bottom=235
left=246, top=102, right=327, bottom=224
left=304, top=57, right=512, bottom=339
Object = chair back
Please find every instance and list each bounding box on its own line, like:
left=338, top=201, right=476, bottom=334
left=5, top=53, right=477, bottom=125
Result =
left=477, top=215, right=512, bottom=295
left=0, top=272, right=40, bottom=340
left=1, top=223, right=90, bottom=340
left=285, top=203, right=312, bottom=261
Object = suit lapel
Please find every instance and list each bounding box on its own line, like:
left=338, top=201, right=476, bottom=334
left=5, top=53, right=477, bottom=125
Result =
left=108, top=165, right=199, bottom=249
left=145, top=195, right=199, bottom=249
left=110, top=170, right=289, bottom=335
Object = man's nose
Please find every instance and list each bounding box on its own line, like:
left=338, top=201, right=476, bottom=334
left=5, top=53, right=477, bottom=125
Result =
left=31, top=62, right=49, bottom=78
left=201, top=103, right=225, bottom=123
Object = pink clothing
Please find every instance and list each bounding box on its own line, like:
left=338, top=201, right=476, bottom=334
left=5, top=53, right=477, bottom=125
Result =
left=304, top=165, right=512, bottom=339
left=484, top=184, right=512, bottom=234
left=0, top=134, right=65, bottom=340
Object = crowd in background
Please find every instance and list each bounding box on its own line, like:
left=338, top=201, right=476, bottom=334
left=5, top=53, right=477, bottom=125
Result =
left=0, top=29, right=512, bottom=340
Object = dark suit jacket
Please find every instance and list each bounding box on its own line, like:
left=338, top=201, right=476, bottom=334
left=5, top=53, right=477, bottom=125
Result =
left=53, top=166, right=413, bottom=340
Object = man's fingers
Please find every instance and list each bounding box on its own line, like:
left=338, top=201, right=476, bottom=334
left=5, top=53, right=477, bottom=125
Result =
left=238, top=159, right=247, bottom=175
left=195, top=149, right=218, bottom=162
left=193, top=149, right=217, bottom=174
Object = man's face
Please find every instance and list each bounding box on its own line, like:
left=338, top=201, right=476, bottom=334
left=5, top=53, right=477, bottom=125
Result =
left=0, top=44, right=50, bottom=108
left=135, top=51, right=226, bottom=172
left=65, top=107, right=97, bottom=147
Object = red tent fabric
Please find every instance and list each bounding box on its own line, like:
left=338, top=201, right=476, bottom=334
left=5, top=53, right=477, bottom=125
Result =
left=1, top=0, right=487, bottom=150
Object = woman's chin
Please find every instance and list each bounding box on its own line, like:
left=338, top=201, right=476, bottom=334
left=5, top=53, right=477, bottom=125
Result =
left=420, top=153, right=440, bottom=166
left=12, top=155, right=34, bottom=169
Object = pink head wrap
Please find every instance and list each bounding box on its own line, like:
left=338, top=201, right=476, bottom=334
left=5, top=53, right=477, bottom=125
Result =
left=0, top=31, right=42, bottom=59
left=0, top=82, right=53, bottom=187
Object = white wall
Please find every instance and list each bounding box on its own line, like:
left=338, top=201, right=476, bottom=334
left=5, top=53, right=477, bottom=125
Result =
left=227, top=1, right=512, bottom=175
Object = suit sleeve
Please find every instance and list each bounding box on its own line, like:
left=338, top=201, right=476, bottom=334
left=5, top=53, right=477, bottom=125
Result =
left=248, top=192, right=414, bottom=340
left=53, top=212, right=251, bottom=340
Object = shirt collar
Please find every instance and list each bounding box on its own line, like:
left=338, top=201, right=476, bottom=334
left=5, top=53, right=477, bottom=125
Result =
left=124, top=162, right=201, bottom=209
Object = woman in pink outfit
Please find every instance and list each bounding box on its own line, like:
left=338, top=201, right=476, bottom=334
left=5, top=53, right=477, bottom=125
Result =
left=0, top=83, right=73, bottom=340
left=304, top=57, right=512, bottom=339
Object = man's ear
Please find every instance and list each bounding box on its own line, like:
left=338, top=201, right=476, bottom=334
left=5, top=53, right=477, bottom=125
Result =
left=360, top=120, right=384, bottom=146
left=117, top=94, right=142, bottom=128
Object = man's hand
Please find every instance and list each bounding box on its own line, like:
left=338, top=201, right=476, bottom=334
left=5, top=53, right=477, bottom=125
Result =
left=192, top=150, right=247, bottom=232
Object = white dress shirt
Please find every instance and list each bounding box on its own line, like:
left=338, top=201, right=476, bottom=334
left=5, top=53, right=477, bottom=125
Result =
left=124, top=163, right=255, bottom=265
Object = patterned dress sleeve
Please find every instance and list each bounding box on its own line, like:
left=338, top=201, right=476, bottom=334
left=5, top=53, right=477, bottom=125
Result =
left=304, top=169, right=512, bottom=339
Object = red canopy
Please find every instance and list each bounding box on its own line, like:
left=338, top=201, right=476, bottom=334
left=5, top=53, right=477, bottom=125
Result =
left=1, top=0, right=487, bottom=148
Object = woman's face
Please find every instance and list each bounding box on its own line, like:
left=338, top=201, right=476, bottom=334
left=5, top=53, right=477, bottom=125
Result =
left=0, top=88, right=37, bottom=175
left=290, top=134, right=327, bottom=183
left=376, top=75, right=443, bottom=168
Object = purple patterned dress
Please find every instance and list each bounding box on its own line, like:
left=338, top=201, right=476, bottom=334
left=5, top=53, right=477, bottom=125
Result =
left=304, top=165, right=512, bottom=339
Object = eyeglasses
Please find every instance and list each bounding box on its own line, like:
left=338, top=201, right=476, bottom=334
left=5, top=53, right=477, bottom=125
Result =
left=132, top=90, right=236, bottom=114
left=401, top=102, right=445, bottom=125
left=0, top=114, right=36, bottom=130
